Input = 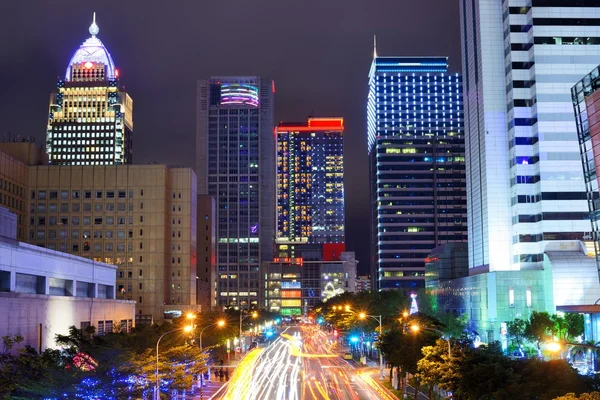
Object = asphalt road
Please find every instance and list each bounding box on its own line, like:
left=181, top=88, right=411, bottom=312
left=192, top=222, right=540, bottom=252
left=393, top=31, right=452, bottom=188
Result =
left=216, top=325, right=398, bottom=400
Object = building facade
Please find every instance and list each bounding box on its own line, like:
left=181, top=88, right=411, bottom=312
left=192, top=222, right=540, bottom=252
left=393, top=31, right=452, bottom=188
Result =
left=355, top=275, right=372, bottom=292
left=263, top=247, right=357, bottom=316
left=196, top=77, right=275, bottom=309
left=46, top=14, right=133, bottom=166
left=0, top=142, right=47, bottom=241
left=573, top=66, right=600, bottom=271
left=197, top=194, right=216, bottom=311
left=428, top=0, right=600, bottom=342
left=20, top=162, right=197, bottom=323
left=276, top=117, right=344, bottom=245
left=0, top=207, right=135, bottom=352
left=367, top=55, right=467, bottom=291
left=460, top=0, right=600, bottom=273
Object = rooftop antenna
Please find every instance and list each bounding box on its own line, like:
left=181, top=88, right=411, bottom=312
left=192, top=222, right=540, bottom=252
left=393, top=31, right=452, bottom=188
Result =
left=89, top=12, right=99, bottom=37
left=373, top=34, right=378, bottom=58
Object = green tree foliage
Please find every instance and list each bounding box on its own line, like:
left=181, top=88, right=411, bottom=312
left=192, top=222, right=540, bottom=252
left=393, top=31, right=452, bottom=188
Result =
left=507, top=318, right=527, bottom=348
left=525, top=311, right=555, bottom=351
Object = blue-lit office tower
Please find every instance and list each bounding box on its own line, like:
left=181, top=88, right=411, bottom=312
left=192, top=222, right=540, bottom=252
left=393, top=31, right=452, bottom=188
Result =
left=367, top=56, right=467, bottom=291
left=196, top=77, right=275, bottom=309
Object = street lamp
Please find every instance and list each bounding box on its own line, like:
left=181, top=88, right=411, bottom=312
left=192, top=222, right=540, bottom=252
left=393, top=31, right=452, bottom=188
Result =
left=358, top=312, right=384, bottom=381
left=155, top=325, right=193, bottom=400
left=239, top=311, right=258, bottom=354
left=411, top=325, right=452, bottom=358
left=197, top=319, right=225, bottom=399
left=199, top=319, right=226, bottom=351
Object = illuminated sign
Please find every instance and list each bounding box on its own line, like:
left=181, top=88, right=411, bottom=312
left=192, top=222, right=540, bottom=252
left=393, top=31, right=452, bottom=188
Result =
left=220, top=84, right=259, bottom=107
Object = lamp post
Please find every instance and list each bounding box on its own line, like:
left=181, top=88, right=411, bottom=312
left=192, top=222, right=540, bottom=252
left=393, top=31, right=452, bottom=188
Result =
left=358, top=312, right=384, bottom=381
left=239, top=311, right=258, bottom=355
left=411, top=325, right=452, bottom=358
left=199, top=319, right=226, bottom=352
left=154, top=325, right=192, bottom=400
left=197, top=320, right=225, bottom=399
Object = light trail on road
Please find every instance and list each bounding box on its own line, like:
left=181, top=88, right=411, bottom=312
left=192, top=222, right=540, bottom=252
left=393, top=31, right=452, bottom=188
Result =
left=217, top=325, right=391, bottom=400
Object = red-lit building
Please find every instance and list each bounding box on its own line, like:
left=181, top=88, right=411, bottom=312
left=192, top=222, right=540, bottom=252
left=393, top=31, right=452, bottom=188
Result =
left=262, top=118, right=355, bottom=316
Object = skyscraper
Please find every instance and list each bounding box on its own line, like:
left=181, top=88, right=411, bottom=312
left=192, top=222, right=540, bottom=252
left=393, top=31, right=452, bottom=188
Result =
left=196, top=77, right=275, bottom=310
left=260, top=117, right=352, bottom=316
left=460, top=1, right=599, bottom=272
left=276, top=117, right=345, bottom=245
left=367, top=55, right=467, bottom=291
left=434, top=0, right=600, bottom=341
left=46, top=14, right=133, bottom=166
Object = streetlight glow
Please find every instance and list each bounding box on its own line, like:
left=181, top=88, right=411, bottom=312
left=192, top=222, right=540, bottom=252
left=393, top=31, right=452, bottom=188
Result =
left=359, top=312, right=367, bottom=319
left=184, top=325, right=193, bottom=332
left=547, top=341, right=561, bottom=352
left=410, top=325, right=419, bottom=332
left=217, top=320, right=226, bottom=327
left=187, top=312, right=196, bottom=320
left=345, top=305, right=351, bottom=312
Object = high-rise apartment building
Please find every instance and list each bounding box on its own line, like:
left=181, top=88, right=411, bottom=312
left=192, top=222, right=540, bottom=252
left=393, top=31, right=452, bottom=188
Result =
left=196, top=77, right=275, bottom=309
left=21, top=160, right=197, bottom=323
left=46, top=14, right=133, bottom=166
left=460, top=0, right=599, bottom=272
left=367, top=55, right=467, bottom=291
left=276, top=117, right=344, bottom=245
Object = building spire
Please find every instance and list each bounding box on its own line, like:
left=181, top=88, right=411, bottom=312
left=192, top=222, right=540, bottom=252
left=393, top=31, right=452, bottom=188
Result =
left=373, top=34, right=377, bottom=58
left=89, top=12, right=99, bottom=37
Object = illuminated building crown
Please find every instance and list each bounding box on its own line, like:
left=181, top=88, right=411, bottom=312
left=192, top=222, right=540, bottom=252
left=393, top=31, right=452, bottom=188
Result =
left=65, top=12, right=116, bottom=81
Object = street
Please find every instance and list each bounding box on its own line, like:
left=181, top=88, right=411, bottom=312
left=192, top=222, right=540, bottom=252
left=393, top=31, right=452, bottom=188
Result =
left=216, top=325, right=397, bottom=400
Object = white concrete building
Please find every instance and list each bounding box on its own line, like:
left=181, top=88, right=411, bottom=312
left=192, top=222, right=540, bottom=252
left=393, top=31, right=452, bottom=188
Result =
left=0, top=208, right=134, bottom=351
left=460, top=0, right=600, bottom=272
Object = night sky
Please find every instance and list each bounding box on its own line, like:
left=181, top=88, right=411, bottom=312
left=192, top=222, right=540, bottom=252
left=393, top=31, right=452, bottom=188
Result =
left=0, top=1, right=462, bottom=274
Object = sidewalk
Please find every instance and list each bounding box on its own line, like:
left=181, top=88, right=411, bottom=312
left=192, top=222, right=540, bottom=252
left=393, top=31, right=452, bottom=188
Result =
left=190, top=359, right=240, bottom=399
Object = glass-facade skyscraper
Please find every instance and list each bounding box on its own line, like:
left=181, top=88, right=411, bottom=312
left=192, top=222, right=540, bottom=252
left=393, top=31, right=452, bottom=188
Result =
left=276, top=117, right=345, bottom=245
left=367, top=56, right=467, bottom=291
left=46, top=14, right=133, bottom=166
left=196, top=76, right=275, bottom=309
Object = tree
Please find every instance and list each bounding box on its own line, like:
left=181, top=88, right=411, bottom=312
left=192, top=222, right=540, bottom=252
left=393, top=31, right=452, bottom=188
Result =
left=507, top=318, right=527, bottom=349
left=379, top=328, right=404, bottom=387
left=525, top=311, right=554, bottom=355
left=565, top=313, right=585, bottom=340
left=495, top=359, right=587, bottom=400
left=554, top=393, right=600, bottom=400
left=417, top=339, right=455, bottom=399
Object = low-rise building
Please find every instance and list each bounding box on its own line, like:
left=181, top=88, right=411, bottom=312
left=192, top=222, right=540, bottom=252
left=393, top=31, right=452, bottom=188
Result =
left=0, top=207, right=135, bottom=351
left=355, top=275, right=372, bottom=292
left=262, top=245, right=357, bottom=316
left=0, top=144, right=199, bottom=323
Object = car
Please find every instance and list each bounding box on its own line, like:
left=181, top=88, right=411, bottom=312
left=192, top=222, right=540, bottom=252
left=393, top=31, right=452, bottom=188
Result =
left=343, top=352, right=353, bottom=360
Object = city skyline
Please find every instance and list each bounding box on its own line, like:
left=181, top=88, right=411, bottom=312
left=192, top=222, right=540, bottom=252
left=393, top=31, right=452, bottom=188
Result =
left=0, top=2, right=462, bottom=274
